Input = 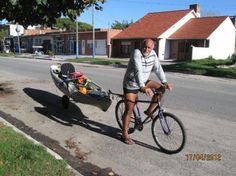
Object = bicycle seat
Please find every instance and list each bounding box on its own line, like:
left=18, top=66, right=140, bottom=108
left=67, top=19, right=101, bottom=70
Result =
left=59, top=63, right=75, bottom=80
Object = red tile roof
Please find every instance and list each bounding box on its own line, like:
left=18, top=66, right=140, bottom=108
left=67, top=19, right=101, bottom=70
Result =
left=169, top=16, right=227, bottom=39
left=113, top=9, right=192, bottom=39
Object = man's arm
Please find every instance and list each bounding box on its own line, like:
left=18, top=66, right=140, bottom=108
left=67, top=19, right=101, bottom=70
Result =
left=133, top=49, right=145, bottom=88
left=153, top=55, right=167, bottom=83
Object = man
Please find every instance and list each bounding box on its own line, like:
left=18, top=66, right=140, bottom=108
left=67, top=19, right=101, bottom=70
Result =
left=122, top=39, right=172, bottom=145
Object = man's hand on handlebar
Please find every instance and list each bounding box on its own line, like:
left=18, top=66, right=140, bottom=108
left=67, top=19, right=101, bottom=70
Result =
left=163, top=82, right=173, bottom=91
left=140, top=86, right=154, bottom=96
left=140, top=82, right=173, bottom=97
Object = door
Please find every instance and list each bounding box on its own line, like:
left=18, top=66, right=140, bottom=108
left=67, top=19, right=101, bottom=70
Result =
left=170, top=40, right=178, bottom=59
left=96, top=40, right=106, bottom=55
left=82, top=40, right=85, bottom=55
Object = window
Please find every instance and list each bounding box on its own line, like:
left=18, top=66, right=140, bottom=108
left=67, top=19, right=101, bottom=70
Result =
left=121, top=41, right=131, bottom=54
left=204, top=40, right=209, bottom=48
left=34, top=38, right=41, bottom=46
left=87, top=40, right=93, bottom=49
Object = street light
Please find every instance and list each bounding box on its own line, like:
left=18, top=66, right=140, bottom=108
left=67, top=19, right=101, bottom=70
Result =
left=76, top=16, right=79, bottom=59
left=92, top=3, right=95, bottom=59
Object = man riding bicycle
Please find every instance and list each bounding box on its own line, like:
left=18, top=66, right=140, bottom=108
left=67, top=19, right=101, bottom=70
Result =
left=122, top=38, right=172, bottom=145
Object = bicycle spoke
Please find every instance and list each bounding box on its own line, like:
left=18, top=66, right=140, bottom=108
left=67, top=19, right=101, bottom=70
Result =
left=115, top=99, right=136, bottom=131
left=152, top=112, right=186, bottom=154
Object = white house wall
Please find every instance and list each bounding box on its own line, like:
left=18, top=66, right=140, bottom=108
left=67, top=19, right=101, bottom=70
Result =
left=158, top=10, right=197, bottom=60
left=192, top=18, right=236, bottom=60
left=208, top=17, right=235, bottom=59
left=9, top=24, right=24, bottom=36
left=191, top=46, right=212, bottom=60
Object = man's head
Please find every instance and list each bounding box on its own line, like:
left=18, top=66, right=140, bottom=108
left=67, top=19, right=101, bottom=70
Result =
left=141, top=39, right=154, bottom=57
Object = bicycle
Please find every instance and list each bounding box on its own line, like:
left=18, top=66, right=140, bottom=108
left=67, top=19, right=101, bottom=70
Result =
left=108, top=88, right=186, bottom=154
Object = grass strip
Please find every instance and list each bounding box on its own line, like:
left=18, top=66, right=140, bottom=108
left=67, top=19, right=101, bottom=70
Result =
left=0, top=122, right=74, bottom=176
left=163, top=57, right=236, bottom=79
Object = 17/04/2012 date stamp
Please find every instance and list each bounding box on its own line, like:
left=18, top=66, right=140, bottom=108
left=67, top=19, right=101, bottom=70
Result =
left=185, top=153, right=221, bottom=161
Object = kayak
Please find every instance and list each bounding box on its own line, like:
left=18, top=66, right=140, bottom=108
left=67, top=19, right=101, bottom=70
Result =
left=50, top=63, right=112, bottom=112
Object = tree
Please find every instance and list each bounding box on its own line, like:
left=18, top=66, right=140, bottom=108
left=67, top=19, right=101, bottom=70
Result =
left=0, top=0, right=105, bottom=27
left=0, top=29, right=8, bottom=52
left=111, top=20, right=133, bottom=30
left=54, top=18, right=92, bottom=31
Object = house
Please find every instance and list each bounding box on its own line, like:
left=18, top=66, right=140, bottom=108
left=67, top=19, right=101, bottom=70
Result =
left=169, top=16, right=235, bottom=60
left=112, top=4, right=236, bottom=60
left=0, top=24, right=58, bottom=52
left=1, top=24, right=122, bottom=57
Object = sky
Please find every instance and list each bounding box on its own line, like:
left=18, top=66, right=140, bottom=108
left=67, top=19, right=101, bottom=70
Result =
left=1, top=0, right=235, bottom=27
left=79, top=0, right=236, bottom=28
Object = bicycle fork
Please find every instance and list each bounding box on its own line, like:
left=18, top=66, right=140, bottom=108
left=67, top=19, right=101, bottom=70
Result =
left=158, top=109, right=171, bottom=135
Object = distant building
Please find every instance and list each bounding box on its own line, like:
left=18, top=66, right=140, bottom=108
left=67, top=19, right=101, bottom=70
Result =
left=0, top=24, right=58, bottom=53
left=0, top=24, right=24, bottom=52
left=20, top=28, right=121, bottom=57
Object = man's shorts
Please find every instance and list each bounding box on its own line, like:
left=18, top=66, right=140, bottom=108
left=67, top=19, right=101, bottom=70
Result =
left=123, top=88, right=140, bottom=94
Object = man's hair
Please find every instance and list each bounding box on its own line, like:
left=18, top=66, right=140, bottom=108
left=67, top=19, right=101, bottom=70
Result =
left=142, top=38, right=154, bottom=47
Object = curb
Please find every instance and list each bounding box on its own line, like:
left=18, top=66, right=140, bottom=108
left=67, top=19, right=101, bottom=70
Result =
left=0, top=116, right=82, bottom=176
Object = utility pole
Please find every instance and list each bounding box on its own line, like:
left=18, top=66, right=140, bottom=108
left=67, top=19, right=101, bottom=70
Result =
left=76, top=16, right=79, bottom=59
left=15, top=23, right=21, bottom=54
left=92, top=3, right=95, bottom=59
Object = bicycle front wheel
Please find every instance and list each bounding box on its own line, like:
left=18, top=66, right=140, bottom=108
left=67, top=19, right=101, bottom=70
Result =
left=151, top=112, right=186, bottom=154
left=115, top=99, right=136, bottom=131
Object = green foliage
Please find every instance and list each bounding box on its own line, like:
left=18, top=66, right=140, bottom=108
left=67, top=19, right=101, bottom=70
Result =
left=230, top=54, right=236, bottom=64
left=67, top=57, right=127, bottom=66
left=111, top=20, right=133, bottom=29
left=54, top=18, right=92, bottom=31
left=78, top=22, right=93, bottom=30
left=0, top=29, right=8, bottom=52
left=0, top=0, right=106, bottom=27
left=191, top=56, right=233, bottom=66
left=55, top=18, right=75, bottom=31
left=46, top=50, right=54, bottom=56
left=0, top=52, right=15, bottom=56
left=0, top=29, right=8, bottom=41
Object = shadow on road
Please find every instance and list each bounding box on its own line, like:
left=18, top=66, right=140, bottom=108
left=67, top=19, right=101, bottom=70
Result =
left=23, top=87, right=121, bottom=140
left=23, top=87, right=164, bottom=153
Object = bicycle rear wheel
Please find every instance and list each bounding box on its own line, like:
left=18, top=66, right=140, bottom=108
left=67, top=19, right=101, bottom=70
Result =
left=151, top=112, right=186, bottom=154
left=115, top=99, right=136, bottom=132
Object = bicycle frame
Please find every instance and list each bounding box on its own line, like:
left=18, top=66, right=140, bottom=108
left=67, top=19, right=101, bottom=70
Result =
left=134, top=97, right=170, bottom=134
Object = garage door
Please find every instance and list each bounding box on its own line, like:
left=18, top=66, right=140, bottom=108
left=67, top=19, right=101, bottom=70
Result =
left=96, top=40, right=106, bottom=55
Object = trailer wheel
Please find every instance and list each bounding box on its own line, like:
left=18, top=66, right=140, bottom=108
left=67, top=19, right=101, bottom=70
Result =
left=62, top=95, right=69, bottom=109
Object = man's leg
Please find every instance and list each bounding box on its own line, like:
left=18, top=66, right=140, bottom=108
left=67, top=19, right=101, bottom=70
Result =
left=122, top=92, right=137, bottom=144
left=145, top=80, right=163, bottom=115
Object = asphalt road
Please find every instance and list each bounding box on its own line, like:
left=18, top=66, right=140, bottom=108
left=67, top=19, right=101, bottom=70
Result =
left=0, top=56, right=236, bottom=176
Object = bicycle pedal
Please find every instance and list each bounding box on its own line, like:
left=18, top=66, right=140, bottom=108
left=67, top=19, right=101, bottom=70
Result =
left=136, top=120, right=143, bottom=131
left=128, top=128, right=135, bottom=134
left=137, top=125, right=143, bottom=131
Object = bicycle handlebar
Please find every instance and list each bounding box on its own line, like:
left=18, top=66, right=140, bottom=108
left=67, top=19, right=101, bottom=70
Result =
left=108, top=84, right=166, bottom=97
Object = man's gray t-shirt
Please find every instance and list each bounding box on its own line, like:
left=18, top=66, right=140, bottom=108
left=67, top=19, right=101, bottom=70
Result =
left=123, top=49, right=167, bottom=90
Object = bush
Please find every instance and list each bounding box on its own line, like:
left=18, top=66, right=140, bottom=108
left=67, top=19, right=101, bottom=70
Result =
left=46, top=50, right=54, bottom=57
left=230, top=54, right=236, bottom=64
